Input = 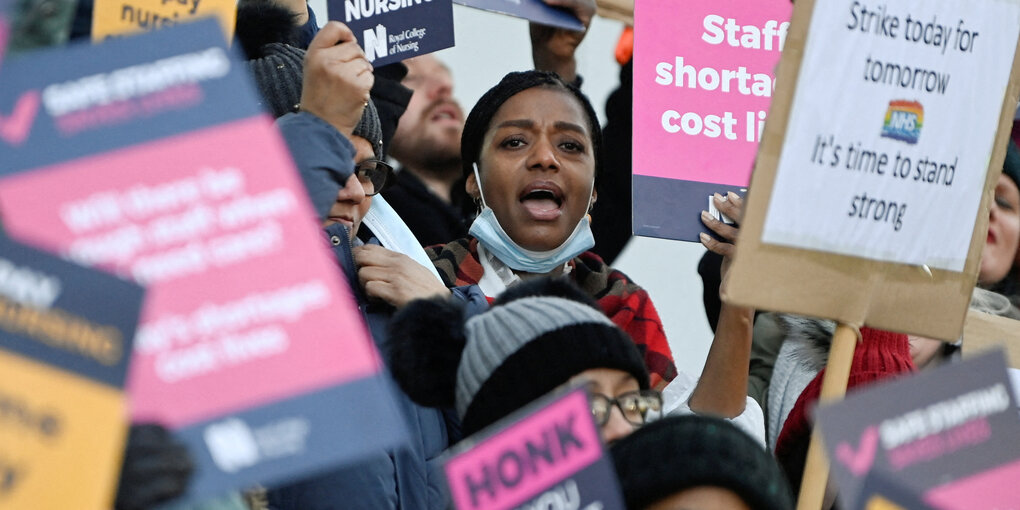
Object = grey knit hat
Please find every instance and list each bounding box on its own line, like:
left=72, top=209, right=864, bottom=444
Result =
left=352, top=99, right=384, bottom=159
left=387, top=278, right=650, bottom=436
left=247, top=42, right=304, bottom=118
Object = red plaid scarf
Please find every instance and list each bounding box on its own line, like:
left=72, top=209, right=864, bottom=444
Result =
left=427, top=238, right=677, bottom=388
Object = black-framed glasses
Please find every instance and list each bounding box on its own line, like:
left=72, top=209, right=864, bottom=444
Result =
left=354, top=159, right=394, bottom=196
left=590, top=389, right=663, bottom=427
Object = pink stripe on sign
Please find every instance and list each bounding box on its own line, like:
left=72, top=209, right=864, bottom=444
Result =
left=0, top=116, right=380, bottom=427
left=445, top=391, right=602, bottom=510
left=633, top=0, right=791, bottom=184
left=925, top=459, right=1020, bottom=509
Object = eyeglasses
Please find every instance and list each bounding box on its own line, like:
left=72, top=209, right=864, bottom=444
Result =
left=354, top=159, right=394, bottom=196
left=589, top=390, right=663, bottom=427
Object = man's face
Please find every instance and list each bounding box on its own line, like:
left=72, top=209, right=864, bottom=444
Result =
left=389, top=55, right=464, bottom=171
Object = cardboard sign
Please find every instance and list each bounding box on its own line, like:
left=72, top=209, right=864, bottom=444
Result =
left=454, top=0, right=583, bottom=31
left=632, top=0, right=791, bottom=242
left=0, top=235, right=143, bottom=510
left=443, top=387, right=624, bottom=510
left=91, top=0, right=237, bottom=41
left=724, top=0, right=1020, bottom=341
left=963, top=309, right=1020, bottom=369
left=329, top=0, right=455, bottom=66
left=815, top=351, right=1020, bottom=510
left=0, top=21, right=407, bottom=503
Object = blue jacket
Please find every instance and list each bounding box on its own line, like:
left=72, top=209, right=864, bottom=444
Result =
left=268, top=113, right=462, bottom=509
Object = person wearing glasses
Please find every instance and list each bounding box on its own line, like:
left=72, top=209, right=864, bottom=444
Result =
left=270, top=22, right=467, bottom=510
left=387, top=276, right=663, bottom=445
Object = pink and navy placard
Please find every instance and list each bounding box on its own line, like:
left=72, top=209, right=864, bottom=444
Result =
left=329, top=0, right=455, bottom=66
left=816, top=351, right=1020, bottom=510
left=443, top=387, right=624, bottom=510
left=0, top=0, right=10, bottom=68
left=633, top=0, right=791, bottom=242
left=0, top=20, right=408, bottom=502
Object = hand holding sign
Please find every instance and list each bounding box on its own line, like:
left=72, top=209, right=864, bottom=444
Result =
left=300, top=21, right=374, bottom=137
left=700, top=192, right=743, bottom=282
left=530, top=0, right=596, bottom=82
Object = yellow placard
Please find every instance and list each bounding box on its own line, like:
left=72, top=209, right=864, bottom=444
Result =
left=0, top=349, right=127, bottom=510
left=91, top=0, right=237, bottom=42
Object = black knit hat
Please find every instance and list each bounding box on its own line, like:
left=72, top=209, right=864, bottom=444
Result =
left=1003, top=140, right=1020, bottom=187
left=387, top=277, right=648, bottom=437
left=460, top=70, right=605, bottom=191
left=612, top=415, right=794, bottom=510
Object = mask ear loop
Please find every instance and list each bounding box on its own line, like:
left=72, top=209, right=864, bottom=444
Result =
left=473, top=163, right=489, bottom=209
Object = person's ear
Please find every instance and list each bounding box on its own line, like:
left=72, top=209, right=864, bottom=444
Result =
left=466, top=171, right=481, bottom=199
left=590, top=188, right=598, bottom=209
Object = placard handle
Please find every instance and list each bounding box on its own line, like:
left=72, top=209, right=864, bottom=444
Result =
left=796, top=323, right=859, bottom=510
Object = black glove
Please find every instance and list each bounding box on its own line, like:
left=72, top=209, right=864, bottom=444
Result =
left=114, top=424, right=194, bottom=510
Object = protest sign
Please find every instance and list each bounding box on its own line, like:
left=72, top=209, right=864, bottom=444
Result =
left=963, top=309, right=1020, bottom=369
left=595, top=0, right=631, bottom=25
left=329, top=0, right=454, bottom=66
left=0, top=0, right=10, bottom=68
left=852, top=471, right=937, bottom=510
left=0, top=235, right=142, bottom=510
left=0, top=20, right=408, bottom=502
left=91, top=0, right=237, bottom=41
left=815, top=351, right=1020, bottom=510
left=454, top=0, right=583, bottom=31
left=724, top=0, right=1020, bottom=341
left=443, top=387, right=624, bottom=510
left=632, top=0, right=791, bottom=242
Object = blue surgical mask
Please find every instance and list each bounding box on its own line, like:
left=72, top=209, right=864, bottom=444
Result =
left=468, top=164, right=595, bottom=274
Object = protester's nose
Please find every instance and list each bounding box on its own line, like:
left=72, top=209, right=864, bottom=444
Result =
left=527, top=137, right=560, bottom=171
left=337, top=174, right=366, bottom=203
left=427, top=72, right=454, bottom=101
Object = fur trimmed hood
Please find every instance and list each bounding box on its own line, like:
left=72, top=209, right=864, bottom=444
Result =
left=766, top=314, right=834, bottom=451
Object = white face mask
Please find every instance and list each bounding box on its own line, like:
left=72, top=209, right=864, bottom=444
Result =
left=468, top=163, right=595, bottom=273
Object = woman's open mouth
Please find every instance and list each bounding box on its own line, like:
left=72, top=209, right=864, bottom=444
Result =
left=519, top=182, right=564, bottom=221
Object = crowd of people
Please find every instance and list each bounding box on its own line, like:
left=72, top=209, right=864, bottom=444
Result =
left=26, top=0, right=1020, bottom=508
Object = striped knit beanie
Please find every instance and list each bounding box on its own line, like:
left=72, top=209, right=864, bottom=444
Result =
left=387, top=277, right=649, bottom=436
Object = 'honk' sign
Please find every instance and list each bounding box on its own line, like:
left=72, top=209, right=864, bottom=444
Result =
left=443, top=387, right=624, bottom=510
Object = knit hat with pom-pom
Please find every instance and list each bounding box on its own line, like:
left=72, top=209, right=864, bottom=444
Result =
left=387, top=277, right=649, bottom=436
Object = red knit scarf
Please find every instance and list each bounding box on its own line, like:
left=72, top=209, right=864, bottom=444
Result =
left=427, top=238, right=677, bottom=388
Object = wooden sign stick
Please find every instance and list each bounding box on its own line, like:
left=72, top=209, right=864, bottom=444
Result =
left=796, top=323, right=860, bottom=510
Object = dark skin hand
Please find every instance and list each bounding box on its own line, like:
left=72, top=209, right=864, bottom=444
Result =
left=530, top=0, right=596, bottom=83
left=687, top=192, right=755, bottom=418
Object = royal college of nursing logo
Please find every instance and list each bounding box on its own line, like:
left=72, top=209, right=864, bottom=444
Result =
left=881, top=100, right=923, bottom=145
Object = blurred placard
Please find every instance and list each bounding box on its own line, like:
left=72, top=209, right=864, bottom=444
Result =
left=92, top=0, right=237, bottom=41
left=0, top=235, right=142, bottom=510
left=0, top=20, right=408, bottom=503
left=817, top=351, right=1020, bottom=510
